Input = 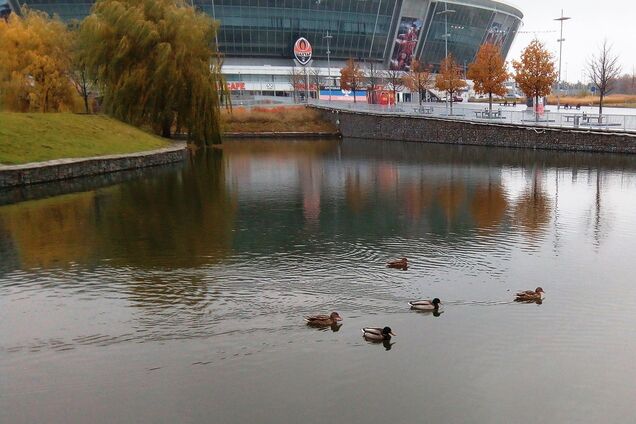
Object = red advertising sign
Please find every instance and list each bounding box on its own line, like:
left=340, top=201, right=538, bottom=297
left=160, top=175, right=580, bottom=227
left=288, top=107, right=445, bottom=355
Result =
left=227, top=82, right=245, bottom=91
left=294, top=37, right=312, bottom=66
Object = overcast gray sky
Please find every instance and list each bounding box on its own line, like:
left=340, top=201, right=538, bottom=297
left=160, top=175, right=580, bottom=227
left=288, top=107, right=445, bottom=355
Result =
left=507, top=0, right=636, bottom=82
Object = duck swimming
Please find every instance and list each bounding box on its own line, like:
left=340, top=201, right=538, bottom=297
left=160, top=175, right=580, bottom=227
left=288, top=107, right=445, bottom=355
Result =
left=408, top=298, right=441, bottom=311
left=515, top=287, right=545, bottom=302
left=362, top=326, right=395, bottom=341
left=387, top=257, right=408, bottom=270
left=305, top=312, right=343, bottom=326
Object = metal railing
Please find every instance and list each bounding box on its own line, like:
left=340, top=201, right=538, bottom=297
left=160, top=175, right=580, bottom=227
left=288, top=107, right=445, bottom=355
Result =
left=309, top=100, right=636, bottom=134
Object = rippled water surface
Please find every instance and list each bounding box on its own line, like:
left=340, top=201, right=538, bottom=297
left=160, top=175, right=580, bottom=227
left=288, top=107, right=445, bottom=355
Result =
left=3, top=139, right=636, bottom=423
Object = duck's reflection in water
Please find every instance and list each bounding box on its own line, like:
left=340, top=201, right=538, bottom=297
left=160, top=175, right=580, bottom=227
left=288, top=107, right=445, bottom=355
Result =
left=412, top=310, right=444, bottom=318
left=363, top=338, right=396, bottom=351
left=382, top=340, right=395, bottom=351
left=305, top=322, right=343, bottom=332
left=514, top=298, right=543, bottom=305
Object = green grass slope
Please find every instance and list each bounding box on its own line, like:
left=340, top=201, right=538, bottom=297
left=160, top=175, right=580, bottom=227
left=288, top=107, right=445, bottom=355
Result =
left=0, top=113, right=170, bottom=165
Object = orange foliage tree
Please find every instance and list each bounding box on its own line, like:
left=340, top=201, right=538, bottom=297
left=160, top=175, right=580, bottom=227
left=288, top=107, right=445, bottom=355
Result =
left=0, top=10, right=76, bottom=112
left=512, top=40, right=557, bottom=115
left=340, top=58, right=365, bottom=103
left=435, top=55, right=467, bottom=114
left=467, top=43, right=508, bottom=112
left=384, top=69, right=404, bottom=104
left=403, top=59, right=432, bottom=105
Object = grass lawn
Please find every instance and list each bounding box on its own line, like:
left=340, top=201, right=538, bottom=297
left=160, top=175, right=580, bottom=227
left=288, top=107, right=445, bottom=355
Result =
left=0, top=113, right=171, bottom=165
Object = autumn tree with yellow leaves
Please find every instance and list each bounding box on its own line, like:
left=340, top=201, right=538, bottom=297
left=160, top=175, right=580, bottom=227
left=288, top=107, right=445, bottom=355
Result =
left=403, top=59, right=433, bottom=105
left=467, top=43, right=508, bottom=113
left=512, top=40, right=557, bottom=115
left=340, top=58, right=365, bottom=103
left=0, top=10, right=76, bottom=112
left=79, top=0, right=227, bottom=144
left=435, top=55, right=467, bottom=114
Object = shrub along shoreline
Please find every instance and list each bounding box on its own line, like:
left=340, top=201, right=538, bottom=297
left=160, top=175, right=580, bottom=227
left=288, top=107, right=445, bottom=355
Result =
left=222, top=106, right=338, bottom=135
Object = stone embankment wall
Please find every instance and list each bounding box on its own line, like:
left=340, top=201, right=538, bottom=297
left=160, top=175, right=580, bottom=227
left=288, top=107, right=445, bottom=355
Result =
left=0, top=144, right=187, bottom=188
left=312, top=106, right=636, bottom=154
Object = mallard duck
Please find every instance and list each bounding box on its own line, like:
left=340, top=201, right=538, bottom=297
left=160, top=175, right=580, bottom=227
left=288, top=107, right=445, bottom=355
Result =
left=408, top=298, right=441, bottom=311
left=387, top=257, right=408, bottom=270
left=362, top=326, right=395, bottom=341
left=305, top=312, right=343, bottom=326
left=515, top=287, right=545, bottom=302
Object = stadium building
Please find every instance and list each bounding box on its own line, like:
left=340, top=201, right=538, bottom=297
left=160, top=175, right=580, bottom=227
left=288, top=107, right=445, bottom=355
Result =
left=6, top=0, right=523, bottom=101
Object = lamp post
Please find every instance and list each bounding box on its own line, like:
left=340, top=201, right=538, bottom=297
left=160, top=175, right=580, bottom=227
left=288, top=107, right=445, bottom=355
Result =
left=368, top=0, right=383, bottom=58
left=324, top=31, right=333, bottom=101
left=436, top=2, right=455, bottom=112
left=211, top=0, right=218, bottom=46
left=555, top=10, right=571, bottom=111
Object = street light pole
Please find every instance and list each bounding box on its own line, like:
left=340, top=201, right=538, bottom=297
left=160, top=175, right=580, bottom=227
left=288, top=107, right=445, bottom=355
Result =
left=211, top=0, right=218, bottom=46
left=555, top=10, right=571, bottom=111
left=324, top=31, right=333, bottom=102
left=436, top=2, right=455, bottom=113
left=368, top=0, right=382, bottom=58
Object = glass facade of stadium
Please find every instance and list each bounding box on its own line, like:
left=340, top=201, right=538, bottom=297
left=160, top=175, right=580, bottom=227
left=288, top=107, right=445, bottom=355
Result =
left=12, top=0, right=523, bottom=99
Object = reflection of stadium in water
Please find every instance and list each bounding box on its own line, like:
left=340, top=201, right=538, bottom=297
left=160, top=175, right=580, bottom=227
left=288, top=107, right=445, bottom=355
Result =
left=221, top=139, right=518, bottom=235
left=219, top=138, right=636, bottom=243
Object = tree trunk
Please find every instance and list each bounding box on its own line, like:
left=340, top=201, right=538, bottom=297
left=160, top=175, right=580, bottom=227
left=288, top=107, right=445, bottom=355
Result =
left=599, top=92, right=604, bottom=116
left=449, top=91, right=453, bottom=115
left=353, top=89, right=357, bottom=103
left=83, top=89, right=89, bottom=114
left=535, top=95, right=539, bottom=122
left=161, top=116, right=172, bottom=138
left=488, top=92, right=492, bottom=113
left=419, top=89, right=423, bottom=105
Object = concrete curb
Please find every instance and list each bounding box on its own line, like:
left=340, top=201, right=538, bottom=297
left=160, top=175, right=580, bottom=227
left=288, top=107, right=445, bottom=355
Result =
left=0, top=143, right=188, bottom=188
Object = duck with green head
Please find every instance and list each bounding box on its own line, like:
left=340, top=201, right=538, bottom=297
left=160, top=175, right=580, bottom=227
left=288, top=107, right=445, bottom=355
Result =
left=362, top=326, right=396, bottom=341
left=408, top=298, right=441, bottom=311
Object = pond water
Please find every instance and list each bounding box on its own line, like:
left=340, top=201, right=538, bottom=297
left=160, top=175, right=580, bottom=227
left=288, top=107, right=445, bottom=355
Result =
left=2, top=139, right=636, bottom=423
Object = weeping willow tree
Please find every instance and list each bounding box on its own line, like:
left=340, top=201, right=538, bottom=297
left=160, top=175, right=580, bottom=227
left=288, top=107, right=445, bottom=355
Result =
left=79, top=0, right=227, bottom=145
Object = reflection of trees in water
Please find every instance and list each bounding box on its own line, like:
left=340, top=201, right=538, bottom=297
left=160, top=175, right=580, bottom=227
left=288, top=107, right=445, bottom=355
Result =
left=471, top=179, right=508, bottom=231
left=345, top=170, right=369, bottom=213
left=0, top=152, right=236, bottom=273
left=98, top=151, right=236, bottom=269
left=513, top=169, right=552, bottom=239
left=403, top=179, right=434, bottom=223
left=436, top=179, right=466, bottom=226
left=95, top=152, right=235, bottom=308
left=0, top=191, right=99, bottom=268
left=341, top=166, right=514, bottom=235
left=0, top=152, right=236, bottom=307
left=298, top=158, right=322, bottom=226
left=587, top=170, right=611, bottom=248
left=377, top=162, right=399, bottom=195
